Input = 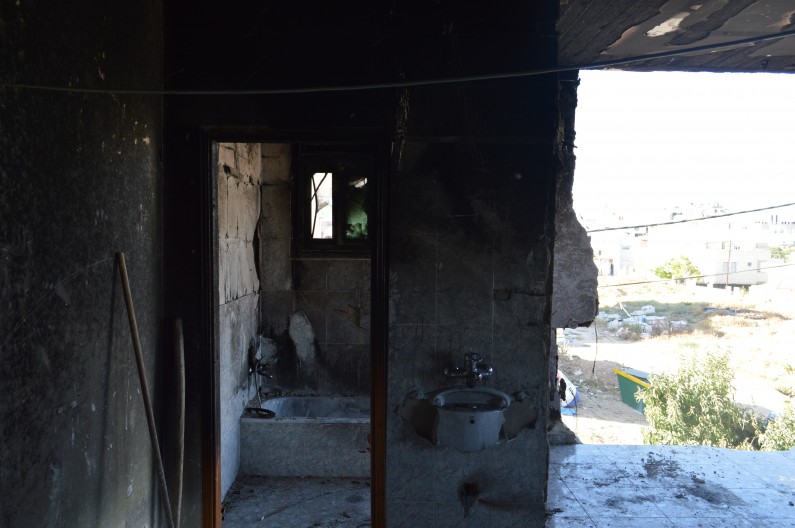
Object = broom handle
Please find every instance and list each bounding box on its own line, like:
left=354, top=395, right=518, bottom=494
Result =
left=117, top=252, right=176, bottom=528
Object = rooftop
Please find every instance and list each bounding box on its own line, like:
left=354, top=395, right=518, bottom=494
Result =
left=547, top=444, right=795, bottom=527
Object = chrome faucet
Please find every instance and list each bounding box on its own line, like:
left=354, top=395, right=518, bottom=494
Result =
left=444, top=352, right=494, bottom=388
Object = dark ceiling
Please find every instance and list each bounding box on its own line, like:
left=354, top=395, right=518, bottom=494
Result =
left=559, top=0, right=795, bottom=72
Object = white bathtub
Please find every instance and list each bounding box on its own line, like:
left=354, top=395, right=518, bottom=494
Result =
left=240, top=396, right=370, bottom=478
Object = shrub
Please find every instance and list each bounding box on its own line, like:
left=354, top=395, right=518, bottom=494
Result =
left=759, top=401, right=795, bottom=451
left=638, top=352, right=758, bottom=449
left=654, top=256, right=700, bottom=281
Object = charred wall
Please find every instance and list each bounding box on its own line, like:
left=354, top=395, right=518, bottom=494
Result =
left=0, top=1, right=165, bottom=526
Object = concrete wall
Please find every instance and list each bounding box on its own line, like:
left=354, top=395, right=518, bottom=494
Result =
left=260, top=144, right=371, bottom=395
left=217, top=143, right=262, bottom=497
left=0, top=1, right=165, bottom=526
left=162, top=2, right=562, bottom=525
left=551, top=72, right=599, bottom=331
left=385, top=4, right=559, bottom=526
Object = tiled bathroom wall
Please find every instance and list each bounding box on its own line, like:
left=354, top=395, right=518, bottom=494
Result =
left=259, top=143, right=371, bottom=395
left=385, top=135, right=556, bottom=524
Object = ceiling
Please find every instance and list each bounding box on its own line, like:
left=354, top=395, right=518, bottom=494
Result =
left=558, top=0, right=795, bottom=72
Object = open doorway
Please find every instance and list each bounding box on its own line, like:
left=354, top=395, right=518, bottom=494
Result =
left=213, top=141, right=375, bottom=525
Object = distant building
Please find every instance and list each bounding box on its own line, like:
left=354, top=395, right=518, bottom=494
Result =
left=583, top=202, right=775, bottom=288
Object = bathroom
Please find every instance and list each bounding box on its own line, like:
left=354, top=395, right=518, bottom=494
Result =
left=217, top=119, right=559, bottom=525
left=216, top=141, right=374, bottom=520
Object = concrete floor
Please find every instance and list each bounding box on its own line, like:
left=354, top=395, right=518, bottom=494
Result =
left=547, top=444, right=795, bottom=527
left=221, top=445, right=795, bottom=527
left=221, top=476, right=371, bottom=527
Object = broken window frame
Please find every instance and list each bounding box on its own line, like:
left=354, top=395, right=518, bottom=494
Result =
left=294, top=144, right=373, bottom=257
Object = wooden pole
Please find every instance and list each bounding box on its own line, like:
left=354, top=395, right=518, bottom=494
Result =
left=116, top=252, right=176, bottom=528
left=174, top=319, right=186, bottom=528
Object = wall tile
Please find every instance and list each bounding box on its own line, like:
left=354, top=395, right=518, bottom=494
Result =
left=327, top=291, right=362, bottom=345
left=386, top=502, right=434, bottom=528
left=295, top=290, right=326, bottom=346
left=260, top=290, right=295, bottom=335
left=433, top=447, right=491, bottom=504
left=386, top=442, right=435, bottom=503
left=390, top=233, right=437, bottom=325
left=324, top=344, right=370, bottom=393
left=436, top=325, right=493, bottom=370
left=387, top=324, right=437, bottom=403
left=437, top=233, right=493, bottom=326
left=327, top=259, right=370, bottom=293
left=293, top=259, right=328, bottom=291
left=433, top=501, right=490, bottom=528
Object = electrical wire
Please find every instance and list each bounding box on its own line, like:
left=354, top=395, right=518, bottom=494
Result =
left=2, top=29, right=794, bottom=96
left=597, top=262, right=795, bottom=288
left=586, top=202, right=795, bottom=233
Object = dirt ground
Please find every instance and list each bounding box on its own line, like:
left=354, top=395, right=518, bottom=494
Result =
left=557, top=271, right=795, bottom=445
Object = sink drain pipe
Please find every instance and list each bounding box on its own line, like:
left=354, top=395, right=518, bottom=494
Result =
left=117, top=252, right=176, bottom=528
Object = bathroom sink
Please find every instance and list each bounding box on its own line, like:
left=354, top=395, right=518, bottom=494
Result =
left=430, top=386, right=512, bottom=411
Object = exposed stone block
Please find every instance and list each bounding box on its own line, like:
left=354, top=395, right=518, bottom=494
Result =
left=261, top=185, right=292, bottom=240
left=218, top=143, right=237, bottom=173
left=218, top=170, right=229, bottom=239
left=226, top=176, right=240, bottom=240
left=262, top=143, right=291, bottom=185
left=236, top=143, right=262, bottom=183
left=238, top=181, right=260, bottom=243
left=262, top=239, right=292, bottom=291
left=219, top=239, right=260, bottom=303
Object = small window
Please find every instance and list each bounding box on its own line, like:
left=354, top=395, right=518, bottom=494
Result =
left=721, top=262, right=737, bottom=273
left=296, top=145, right=372, bottom=255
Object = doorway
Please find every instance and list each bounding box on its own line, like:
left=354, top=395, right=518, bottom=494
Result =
left=209, top=140, right=385, bottom=526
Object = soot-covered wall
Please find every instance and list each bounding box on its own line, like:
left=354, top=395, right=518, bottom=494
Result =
left=384, top=3, right=560, bottom=527
left=217, top=143, right=262, bottom=497
left=1, top=1, right=165, bottom=527
left=163, top=1, right=561, bottom=525
left=259, top=143, right=372, bottom=396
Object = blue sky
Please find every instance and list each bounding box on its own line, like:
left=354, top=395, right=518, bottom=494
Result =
left=572, top=70, right=795, bottom=219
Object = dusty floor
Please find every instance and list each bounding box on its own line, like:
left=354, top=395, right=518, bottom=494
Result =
left=547, top=444, right=795, bottom=527
left=220, top=446, right=795, bottom=527
left=221, top=476, right=371, bottom=527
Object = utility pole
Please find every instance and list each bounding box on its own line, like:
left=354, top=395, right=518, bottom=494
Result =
left=725, top=239, right=732, bottom=288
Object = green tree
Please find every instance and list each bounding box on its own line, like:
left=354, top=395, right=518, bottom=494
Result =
left=770, top=246, right=791, bottom=262
left=759, top=401, right=795, bottom=451
left=654, top=256, right=700, bottom=281
left=638, top=352, right=758, bottom=449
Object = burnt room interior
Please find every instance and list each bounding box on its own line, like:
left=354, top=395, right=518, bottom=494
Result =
left=2, top=1, right=794, bottom=527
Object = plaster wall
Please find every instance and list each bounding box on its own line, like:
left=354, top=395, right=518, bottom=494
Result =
left=217, top=143, right=262, bottom=497
left=0, top=1, right=165, bottom=526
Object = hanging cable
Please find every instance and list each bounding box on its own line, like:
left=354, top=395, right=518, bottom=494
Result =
left=2, top=29, right=795, bottom=96
left=598, top=262, right=795, bottom=288
left=586, top=202, right=795, bottom=233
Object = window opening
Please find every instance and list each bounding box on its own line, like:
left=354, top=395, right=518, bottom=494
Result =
left=297, top=145, right=372, bottom=255
left=310, top=172, right=334, bottom=239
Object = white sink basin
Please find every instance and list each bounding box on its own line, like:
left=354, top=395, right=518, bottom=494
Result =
left=431, top=386, right=512, bottom=411
left=428, top=387, right=512, bottom=452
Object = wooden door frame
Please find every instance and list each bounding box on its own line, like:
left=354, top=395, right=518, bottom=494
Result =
left=197, top=129, right=388, bottom=528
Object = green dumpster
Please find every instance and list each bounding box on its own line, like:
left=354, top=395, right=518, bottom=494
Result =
left=614, top=368, right=650, bottom=414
